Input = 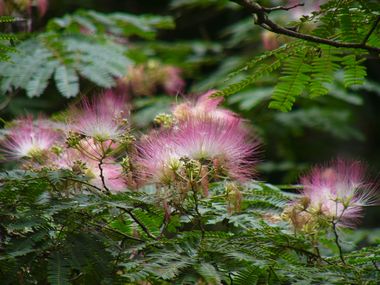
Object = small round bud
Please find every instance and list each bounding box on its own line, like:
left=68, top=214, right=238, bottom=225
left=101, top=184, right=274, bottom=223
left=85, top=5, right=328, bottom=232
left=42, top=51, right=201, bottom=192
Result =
left=153, top=113, right=175, bottom=129
left=66, top=131, right=82, bottom=148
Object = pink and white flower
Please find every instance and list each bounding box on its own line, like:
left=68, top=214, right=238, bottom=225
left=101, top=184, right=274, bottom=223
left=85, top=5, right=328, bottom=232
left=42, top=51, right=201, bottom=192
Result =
left=56, top=148, right=127, bottom=193
left=69, top=91, right=129, bottom=141
left=136, top=118, right=259, bottom=184
left=1, top=117, right=61, bottom=160
left=300, top=159, right=378, bottom=227
left=172, top=91, right=240, bottom=124
left=162, top=66, right=185, bottom=95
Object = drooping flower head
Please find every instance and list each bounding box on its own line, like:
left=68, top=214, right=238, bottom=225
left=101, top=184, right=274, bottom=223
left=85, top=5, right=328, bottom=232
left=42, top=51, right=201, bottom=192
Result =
left=1, top=116, right=61, bottom=161
left=295, top=159, right=378, bottom=228
left=136, top=118, right=260, bottom=186
left=69, top=90, right=129, bottom=142
left=172, top=91, right=240, bottom=124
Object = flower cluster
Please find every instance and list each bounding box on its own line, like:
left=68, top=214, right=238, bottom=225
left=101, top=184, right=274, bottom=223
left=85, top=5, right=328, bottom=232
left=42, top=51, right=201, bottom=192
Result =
left=135, top=91, right=260, bottom=205
left=1, top=88, right=377, bottom=229
left=1, top=90, right=259, bottom=198
left=1, top=91, right=130, bottom=193
left=283, top=159, right=378, bottom=231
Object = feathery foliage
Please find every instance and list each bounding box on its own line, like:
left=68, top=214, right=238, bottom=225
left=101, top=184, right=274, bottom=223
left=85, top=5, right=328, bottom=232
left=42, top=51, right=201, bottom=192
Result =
left=0, top=170, right=378, bottom=284
left=214, top=0, right=380, bottom=111
left=0, top=10, right=174, bottom=98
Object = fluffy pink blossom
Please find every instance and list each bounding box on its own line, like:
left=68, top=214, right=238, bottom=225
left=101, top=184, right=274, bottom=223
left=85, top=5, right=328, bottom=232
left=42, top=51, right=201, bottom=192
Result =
left=1, top=117, right=61, bottom=160
left=56, top=148, right=127, bottom=193
left=172, top=91, right=239, bottom=123
left=69, top=91, right=129, bottom=141
left=300, top=159, right=378, bottom=227
left=162, top=66, right=185, bottom=95
left=136, top=131, right=181, bottom=184
left=136, top=118, right=259, bottom=184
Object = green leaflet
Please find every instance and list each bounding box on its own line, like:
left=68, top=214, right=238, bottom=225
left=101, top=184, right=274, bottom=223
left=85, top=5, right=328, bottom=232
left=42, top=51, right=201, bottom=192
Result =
left=47, top=253, right=71, bottom=285
left=269, top=49, right=312, bottom=111
left=0, top=34, right=130, bottom=98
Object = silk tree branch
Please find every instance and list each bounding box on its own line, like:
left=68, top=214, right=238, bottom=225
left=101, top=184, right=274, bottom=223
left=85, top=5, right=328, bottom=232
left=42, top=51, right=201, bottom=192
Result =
left=230, top=0, right=380, bottom=54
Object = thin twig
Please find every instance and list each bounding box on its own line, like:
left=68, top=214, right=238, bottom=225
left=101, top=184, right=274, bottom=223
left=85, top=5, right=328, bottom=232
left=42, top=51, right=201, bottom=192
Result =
left=66, top=177, right=104, bottom=192
left=264, top=2, right=304, bottom=13
left=230, top=0, right=380, bottom=53
left=90, top=221, right=143, bottom=242
left=362, top=15, right=380, bottom=45
left=192, top=187, right=205, bottom=238
left=332, top=221, right=346, bottom=265
left=116, top=206, right=157, bottom=239
left=98, top=157, right=110, bottom=193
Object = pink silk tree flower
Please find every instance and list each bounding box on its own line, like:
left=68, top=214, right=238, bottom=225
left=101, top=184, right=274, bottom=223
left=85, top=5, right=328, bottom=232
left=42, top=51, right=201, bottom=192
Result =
left=162, top=66, right=185, bottom=95
left=1, top=117, right=61, bottom=160
left=69, top=91, right=129, bottom=142
left=55, top=148, right=127, bottom=193
left=174, top=119, right=259, bottom=180
left=300, top=159, right=378, bottom=227
left=84, top=158, right=127, bottom=193
left=172, top=90, right=240, bottom=124
left=135, top=130, right=181, bottom=185
left=136, top=118, right=259, bottom=185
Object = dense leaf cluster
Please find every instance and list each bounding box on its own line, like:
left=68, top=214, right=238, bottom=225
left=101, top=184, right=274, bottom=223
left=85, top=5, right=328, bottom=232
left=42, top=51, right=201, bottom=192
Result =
left=0, top=10, right=174, bottom=98
left=0, top=170, right=378, bottom=284
left=216, top=0, right=380, bottom=111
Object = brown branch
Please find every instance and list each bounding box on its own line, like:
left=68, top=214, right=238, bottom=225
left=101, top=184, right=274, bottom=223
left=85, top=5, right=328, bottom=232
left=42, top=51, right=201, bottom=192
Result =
left=98, top=157, right=111, bottom=193
left=231, top=0, right=380, bottom=54
left=263, top=2, right=304, bottom=13
left=332, top=221, right=346, bottom=265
